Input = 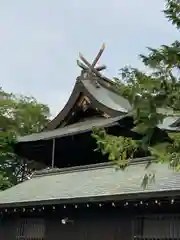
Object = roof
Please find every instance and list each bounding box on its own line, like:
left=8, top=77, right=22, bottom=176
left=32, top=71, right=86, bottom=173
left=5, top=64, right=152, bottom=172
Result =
left=46, top=76, right=131, bottom=130
left=157, top=116, right=180, bottom=131
left=0, top=160, right=180, bottom=207
left=17, top=116, right=123, bottom=143
left=16, top=114, right=180, bottom=143
left=82, top=79, right=131, bottom=113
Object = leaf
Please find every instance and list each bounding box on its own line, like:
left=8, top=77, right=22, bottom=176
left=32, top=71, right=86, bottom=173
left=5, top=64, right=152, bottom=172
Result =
left=0, top=88, right=51, bottom=189
left=92, top=0, right=180, bottom=190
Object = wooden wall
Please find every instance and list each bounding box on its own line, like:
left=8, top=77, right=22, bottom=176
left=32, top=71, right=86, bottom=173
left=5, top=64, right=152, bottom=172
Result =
left=134, top=215, right=180, bottom=239
left=1, top=211, right=180, bottom=239
left=0, top=217, right=18, bottom=240
left=45, top=214, right=132, bottom=240
left=0, top=212, right=133, bottom=240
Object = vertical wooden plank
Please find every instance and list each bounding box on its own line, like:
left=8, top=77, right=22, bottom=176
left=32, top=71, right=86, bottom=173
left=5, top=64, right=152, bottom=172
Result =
left=15, top=217, right=45, bottom=240
left=0, top=218, right=18, bottom=240
left=132, top=214, right=180, bottom=240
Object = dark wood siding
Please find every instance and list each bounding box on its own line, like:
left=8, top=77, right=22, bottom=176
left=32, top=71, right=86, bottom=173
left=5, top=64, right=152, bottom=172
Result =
left=0, top=217, right=17, bottom=240
left=45, top=214, right=133, bottom=240
left=134, top=215, right=180, bottom=240
left=3, top=212, right=180, bottom=240
left=0, top=217, right=45, bottom=240
left=16, top=218, right=45, bottom=239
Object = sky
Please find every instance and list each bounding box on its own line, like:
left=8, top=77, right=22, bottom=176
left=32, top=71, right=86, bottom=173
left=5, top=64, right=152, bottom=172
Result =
left=0, top=0, right=179, bottom=117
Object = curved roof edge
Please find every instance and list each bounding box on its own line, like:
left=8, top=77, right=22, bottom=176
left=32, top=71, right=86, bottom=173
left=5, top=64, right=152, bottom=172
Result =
left=17, top=116, right=123, bottom=143
left=45, top=79, right=83, bottom=130
left=46, top=76, right=131, bottom=130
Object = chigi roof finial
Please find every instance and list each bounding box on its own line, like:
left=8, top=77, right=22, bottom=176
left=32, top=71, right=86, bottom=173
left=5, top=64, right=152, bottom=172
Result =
left=77, top=43, right=107, bottom=81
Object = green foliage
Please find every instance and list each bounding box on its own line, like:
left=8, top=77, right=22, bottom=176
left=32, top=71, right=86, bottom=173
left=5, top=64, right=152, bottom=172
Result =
left=93, top=0, right=180, bottom=184
left=164, top=0, right=180, bottom=29
left=92, top=128, right=138, bottom=169
left=0, top=172, right=13, bottom=190
left=0, top=87, right=50, bottom=190
left=140, top=41, right=180, bottom=69
left=0, top=88, right=50, bottom=135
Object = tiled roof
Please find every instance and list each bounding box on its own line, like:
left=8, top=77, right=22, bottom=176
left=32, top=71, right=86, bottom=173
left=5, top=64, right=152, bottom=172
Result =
left=0, top=160, right=180, bottom=207
left=17, top=115, right=180, bottom=143
left=82, top=79, right=131, bottom=112
left=17, top=116, right=122, bottom=142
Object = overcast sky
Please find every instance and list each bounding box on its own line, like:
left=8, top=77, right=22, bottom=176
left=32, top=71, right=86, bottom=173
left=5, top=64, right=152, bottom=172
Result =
left=0, top=0, right=179, bottom=117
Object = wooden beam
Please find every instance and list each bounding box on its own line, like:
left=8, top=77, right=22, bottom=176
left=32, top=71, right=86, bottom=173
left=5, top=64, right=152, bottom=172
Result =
left=95, top=65, right=106, bottom=71
left=79, top=53, right=112, bottom=82
left=91, top=43, right=105, bottom=68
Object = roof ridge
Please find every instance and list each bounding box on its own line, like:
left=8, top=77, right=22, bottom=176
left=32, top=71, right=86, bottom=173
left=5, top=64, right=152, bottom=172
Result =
left=32, top=162, right=112, bottom=178
left=32, top=156, right=153, bottom=178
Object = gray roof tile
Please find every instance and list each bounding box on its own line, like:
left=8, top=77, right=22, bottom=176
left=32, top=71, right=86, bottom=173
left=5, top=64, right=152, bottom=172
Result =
left=17, top=116, right=122, bottom=142
left=17, top=115, right=180, bottom=143
left=82, top=80, right=131, bottom=112
left=0, top=162, right=180, bottom=207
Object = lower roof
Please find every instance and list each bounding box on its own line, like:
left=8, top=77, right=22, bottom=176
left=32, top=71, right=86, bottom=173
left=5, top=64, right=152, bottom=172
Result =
left=0, top=159, right=180, bottom=208
left=16, top=115, right=180, bottom=143
left=17, top=116, right=122, bottom=143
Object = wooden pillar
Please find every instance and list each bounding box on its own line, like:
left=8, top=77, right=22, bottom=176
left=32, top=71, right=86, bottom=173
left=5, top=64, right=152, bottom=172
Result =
left=51, top=138, right=55, bottom=168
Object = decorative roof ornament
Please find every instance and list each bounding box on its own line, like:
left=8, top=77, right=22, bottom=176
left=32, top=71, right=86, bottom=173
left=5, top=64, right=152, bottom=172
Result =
left=77, top=43, right=112, bottom=86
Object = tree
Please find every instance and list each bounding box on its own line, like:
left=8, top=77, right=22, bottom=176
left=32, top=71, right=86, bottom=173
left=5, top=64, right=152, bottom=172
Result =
left=93, top=0, right=180, bottom=179
left=0, top=87, right=50, bottom=189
